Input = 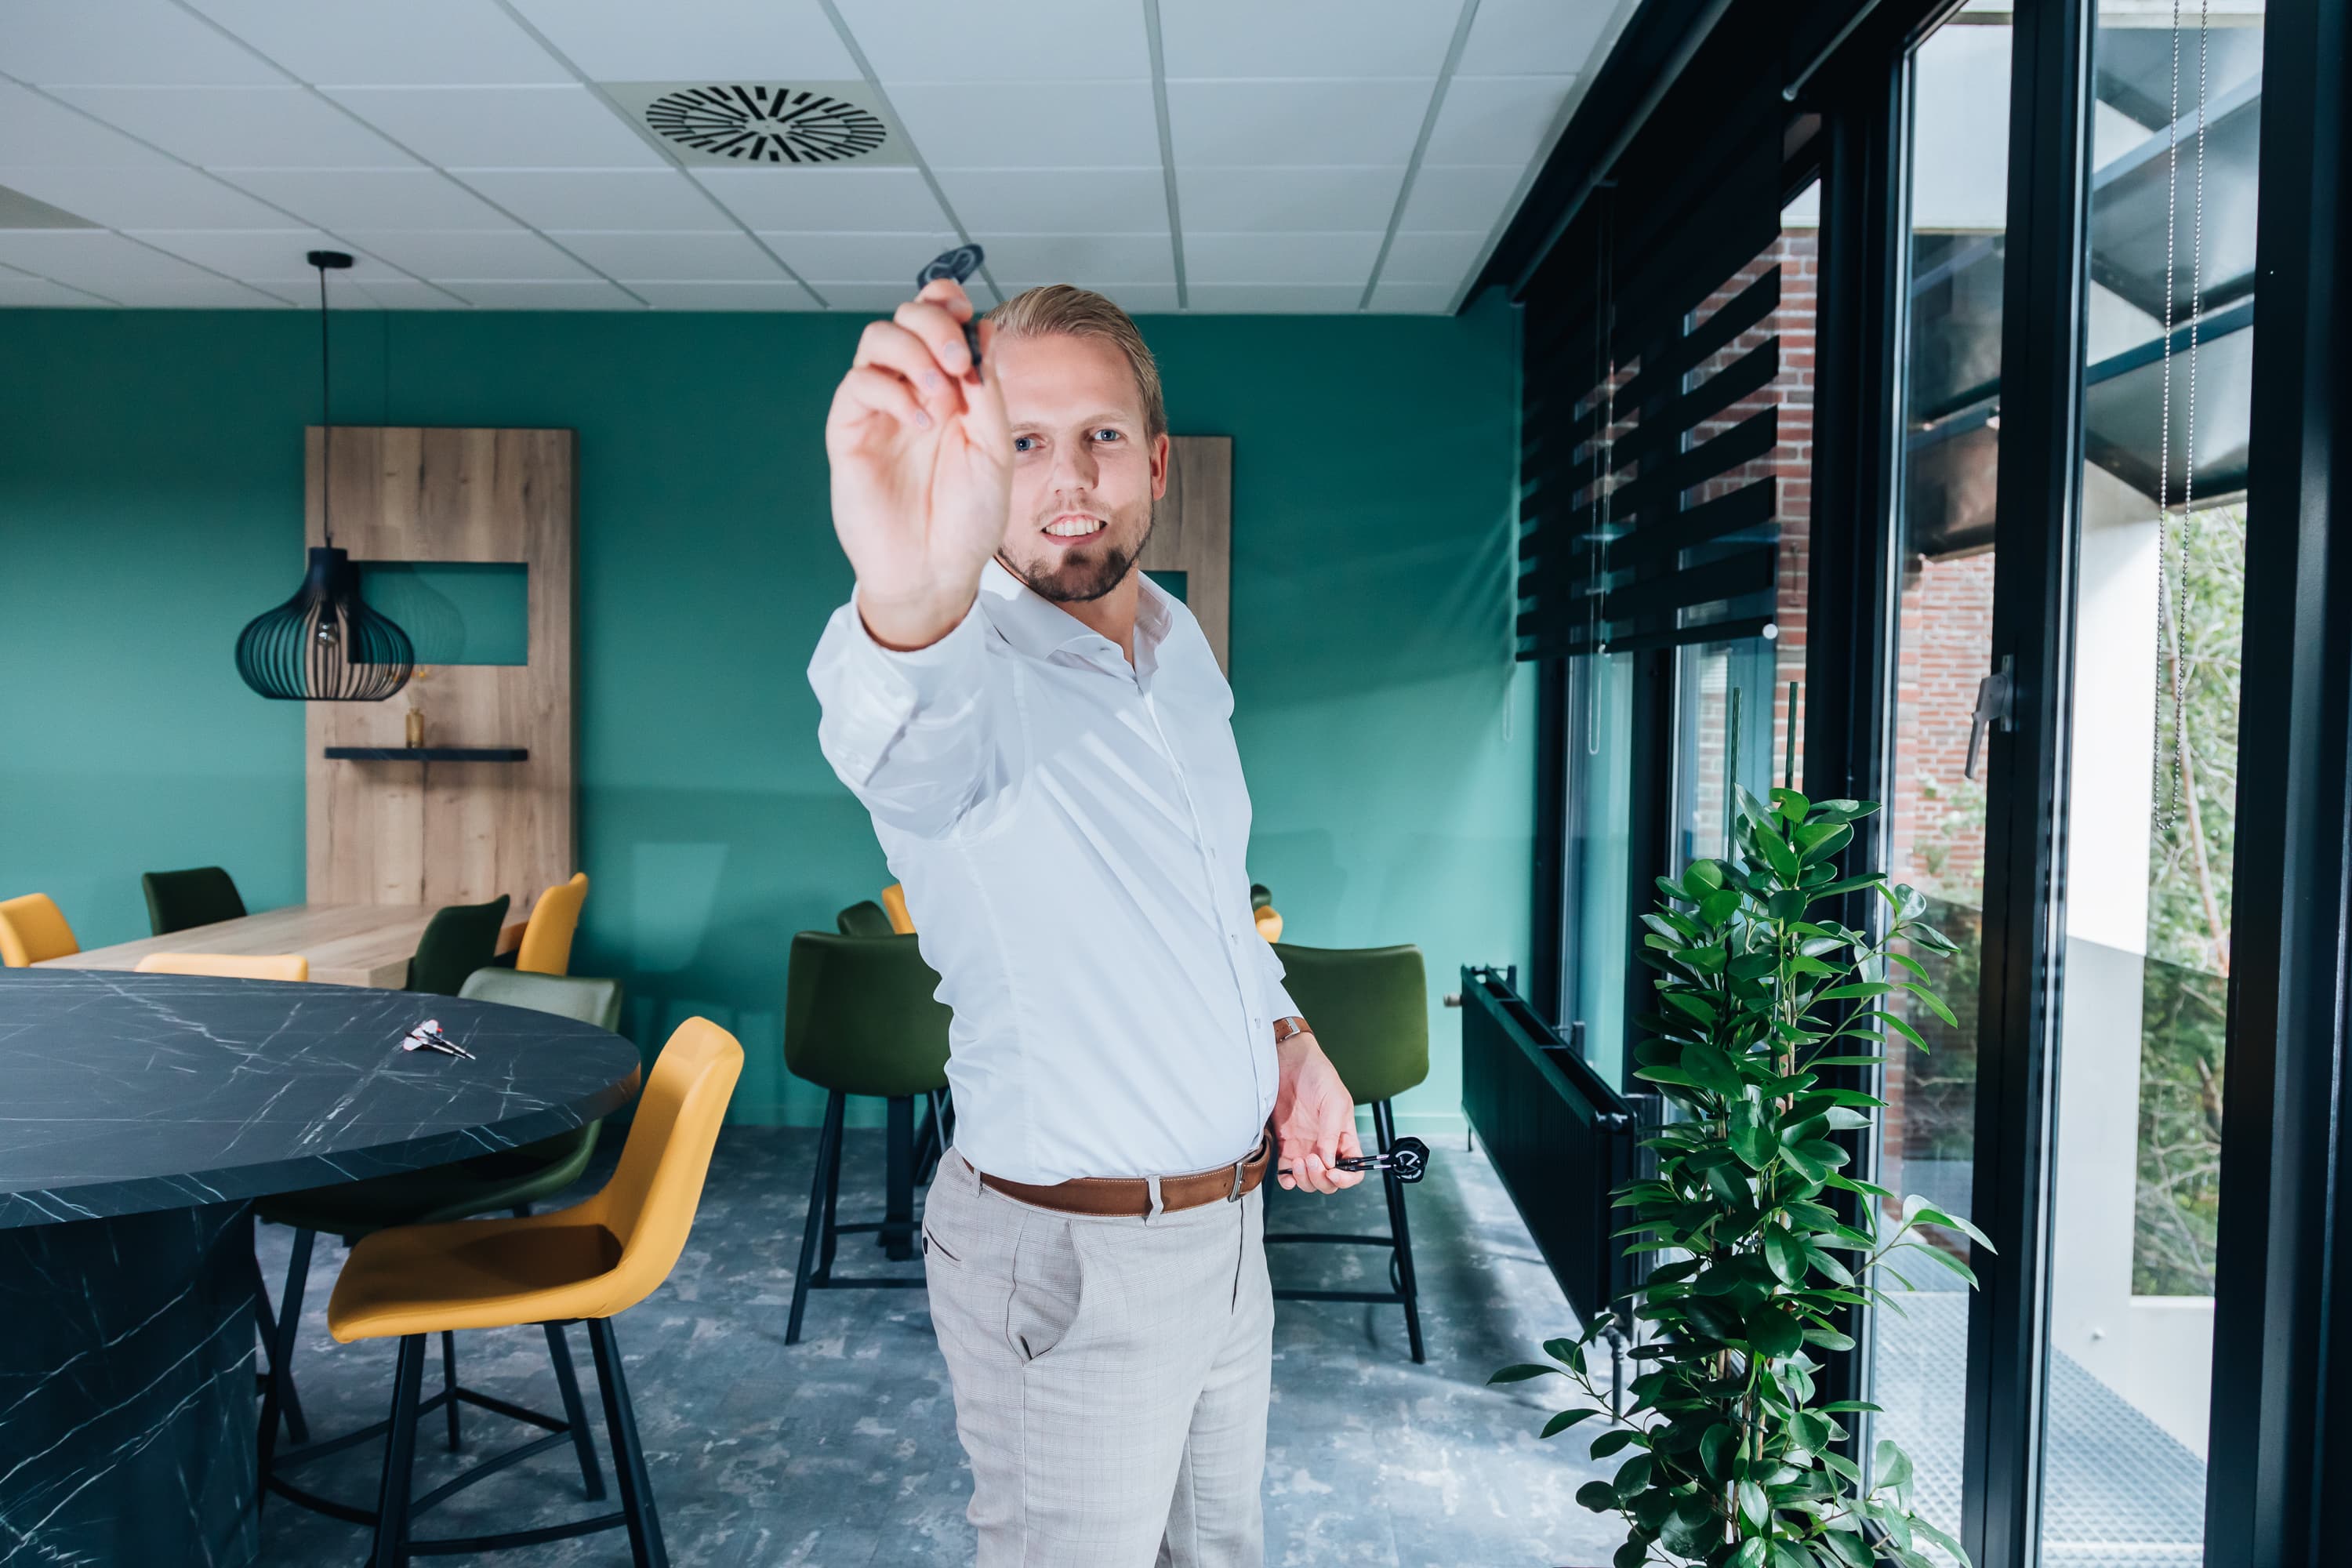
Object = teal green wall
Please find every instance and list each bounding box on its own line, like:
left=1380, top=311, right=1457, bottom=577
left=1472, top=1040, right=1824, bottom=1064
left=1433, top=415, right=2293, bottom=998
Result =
left=0, top=301, right=1530, bottom=1134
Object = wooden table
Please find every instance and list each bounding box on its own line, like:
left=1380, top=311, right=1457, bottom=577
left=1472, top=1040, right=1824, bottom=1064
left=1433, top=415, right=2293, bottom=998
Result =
left=34, top=902, right=528, bottom=989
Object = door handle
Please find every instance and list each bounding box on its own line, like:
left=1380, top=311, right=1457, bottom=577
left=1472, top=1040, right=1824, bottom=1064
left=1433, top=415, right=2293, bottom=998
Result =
left=1965, top=655, right=2015, bottom=782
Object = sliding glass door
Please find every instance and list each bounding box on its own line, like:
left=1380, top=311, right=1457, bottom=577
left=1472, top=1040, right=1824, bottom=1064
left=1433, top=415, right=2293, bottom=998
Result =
left=1866, top=3, right=2264, bottom=1563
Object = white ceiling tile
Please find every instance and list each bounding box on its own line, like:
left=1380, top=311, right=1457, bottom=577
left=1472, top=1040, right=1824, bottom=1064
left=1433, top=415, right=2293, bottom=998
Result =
left=0, top=0, right=283, bottom=85
left=978, top=234, right=1174, bottom=285
left=123, top=228, right=410, bottom=281
left=439, top=278, right=640, bottom=308
left=0, top=274, right=113, bottom=305
left=893, top=82, right=1160, bottom=170
left=1166, top=80, right=1429, bottom=167
left=991, top=280, right=1180, bottom=314
left=100, top=276, right=297, bottom=306
left=692, top=166, right=948, bottom=230
left=1184, top=230, right=1383, bottom=285
left=455, top=169, right=726, bottom=230
left=322, top=85, right=664, bottom=169
left=932, top=169, right=1167, bottom=233
left=545, top=229, right=783, bottom=280
left=49, top=86, right=419, bottom=169
left=0, top=165, right=293, bottom=228
left=1396, top=162, right=1524, bottom=230
left=1377, top=229, right=1486, bottom=282
left=1422, top=75, right=1573, bottom=168
left=842, top=0, right=1152, bottom=82
left=1176, top=165, right=1405, bottom=232
left=503, top=0, right=858, bottom=80
left=351, top=277, right=462, bottom=308
left=1456, top=0, right=1620, bottom=78
left=212, top=168, right=519, bottom=230
left=0, top=82, right=176, bottom=166
left=183, top=0, right=572, bottom=85
left=809, top=281, right=942, bottom=311
left=1160, top=1, right=1457, bottom=78
left=1185, top=283, right=1364, bottom=313
left=1367, top=279, right=1460, bottom=313
left=0, top=228, right=226, bottom=281
left=339, top=228, right=593, bottom=280
left=631, top=279, right=824, bottom=310
left=756, top=229, right=957, bottom=281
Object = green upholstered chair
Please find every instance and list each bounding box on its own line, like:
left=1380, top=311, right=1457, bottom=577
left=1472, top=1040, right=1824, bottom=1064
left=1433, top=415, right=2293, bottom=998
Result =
left=254, top=970, right=624, bottom=1502
left=141, top=866, right=247, bottom=937
left=835, top=899, right=896, bottom=938
left=783, top=930, right=953, bottom=1345
left=408, top=895, right=510, bottom=995
left=1265, top=942, right=1432, bottom=1363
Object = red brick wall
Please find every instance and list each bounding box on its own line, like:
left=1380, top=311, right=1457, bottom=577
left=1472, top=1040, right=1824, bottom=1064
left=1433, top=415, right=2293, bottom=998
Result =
left=1679, top=230, right=1817, bottom=855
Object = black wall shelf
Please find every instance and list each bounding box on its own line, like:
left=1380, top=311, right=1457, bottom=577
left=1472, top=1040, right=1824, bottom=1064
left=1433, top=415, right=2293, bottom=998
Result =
left=323, top=746, right=528, bottom=762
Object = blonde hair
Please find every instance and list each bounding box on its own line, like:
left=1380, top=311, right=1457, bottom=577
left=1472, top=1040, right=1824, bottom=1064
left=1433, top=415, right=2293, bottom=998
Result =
left=985, top=285, right=1167, bottom=442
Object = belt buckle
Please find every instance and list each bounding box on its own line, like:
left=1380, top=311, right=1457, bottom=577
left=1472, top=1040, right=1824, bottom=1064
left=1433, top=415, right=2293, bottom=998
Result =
left=1228, top=1152, right=1247, bottom=1203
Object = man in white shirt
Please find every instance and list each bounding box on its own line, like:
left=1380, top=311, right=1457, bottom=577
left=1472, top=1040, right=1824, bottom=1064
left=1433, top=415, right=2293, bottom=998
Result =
left=808, top=278, right=1366, bottom=1566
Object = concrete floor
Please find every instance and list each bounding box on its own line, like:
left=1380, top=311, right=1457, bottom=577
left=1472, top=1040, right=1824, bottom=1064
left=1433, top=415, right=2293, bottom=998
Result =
left=255, top=1123, right=1624, bottom=1567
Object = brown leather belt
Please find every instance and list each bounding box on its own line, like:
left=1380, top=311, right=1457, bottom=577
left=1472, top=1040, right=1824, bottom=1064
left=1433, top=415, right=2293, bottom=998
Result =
left=975, top=1133, right=1272, bottom=1219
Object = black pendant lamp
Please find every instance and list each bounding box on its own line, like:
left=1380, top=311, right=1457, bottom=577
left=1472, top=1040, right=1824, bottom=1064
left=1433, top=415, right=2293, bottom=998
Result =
left=235, top=250, right=413, bottom=702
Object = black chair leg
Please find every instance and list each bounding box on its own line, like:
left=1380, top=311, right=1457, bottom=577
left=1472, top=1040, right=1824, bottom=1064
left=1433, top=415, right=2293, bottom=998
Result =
left=251, top=1245, right=309, bottom=1446
left=1374, top=1101, right=1426, bottom=1364
left=786, top=1091, right=844, bottom=1346
left=882, top=1094, right=915, bottom=1260
left=257, top=1226, right=317, bottom=1494
left=366, top=1334, right=427, bottom=1568
left=816, top=1095, right=845, bottom=1279
left=911, top=1088, right=948, bottom=1188
left=441, top=1330, right=462, bottom=1450
left=543, top=1321, right=607, bottom=1500
left=587, top=1316, right=669, bottom=1568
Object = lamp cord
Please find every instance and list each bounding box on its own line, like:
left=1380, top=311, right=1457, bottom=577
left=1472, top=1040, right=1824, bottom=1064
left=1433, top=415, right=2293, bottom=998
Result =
left=318, top=260, right=333, bottom=550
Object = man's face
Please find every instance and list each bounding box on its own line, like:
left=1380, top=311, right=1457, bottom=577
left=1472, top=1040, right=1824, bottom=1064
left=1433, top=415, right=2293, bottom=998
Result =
left=993, top=331, right=1167, bottom=604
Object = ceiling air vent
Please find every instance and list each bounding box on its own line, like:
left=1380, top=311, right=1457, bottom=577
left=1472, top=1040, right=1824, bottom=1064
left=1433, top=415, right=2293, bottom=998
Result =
left=604, top=82, right=914, bottom=168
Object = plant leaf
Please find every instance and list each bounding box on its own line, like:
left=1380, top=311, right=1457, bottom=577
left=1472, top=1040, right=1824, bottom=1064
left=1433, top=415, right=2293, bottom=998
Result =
left=1488, top=1363, right=1559, bottom=1384
left=1764, top=1228, right=1806, bottom=1286
left=1541, top=1406, right=1603, bottom=1439
left=1575, top=1480, right=1621, bottom=1514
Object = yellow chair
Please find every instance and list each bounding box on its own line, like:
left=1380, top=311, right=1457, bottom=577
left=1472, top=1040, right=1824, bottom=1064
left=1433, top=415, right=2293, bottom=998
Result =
left=136, top=953, right=309, bottom=982
left=326, top=1017, right=742, bottom=1566
left=1254, top=905, right=1283, bottom=942
left=0, top=893, right=78, bottom=967
left=517, top=872, right=590, bottom=976
left=879, top=881, right=915, bottom=935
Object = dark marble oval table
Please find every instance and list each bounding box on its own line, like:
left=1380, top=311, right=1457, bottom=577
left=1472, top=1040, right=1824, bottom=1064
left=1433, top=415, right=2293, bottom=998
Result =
left=0, top=969, right=644, bottom=1567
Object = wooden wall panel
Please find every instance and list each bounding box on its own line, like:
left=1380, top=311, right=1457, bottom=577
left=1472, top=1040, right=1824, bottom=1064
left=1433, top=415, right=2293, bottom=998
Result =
left=304, top=426, right=575, bottom=915
left=1144, top=435, right=1233, bottom=673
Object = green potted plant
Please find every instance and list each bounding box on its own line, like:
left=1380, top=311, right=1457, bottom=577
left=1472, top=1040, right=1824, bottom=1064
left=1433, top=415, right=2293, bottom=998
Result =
left=1494, top=788, right=1991, bottom=1568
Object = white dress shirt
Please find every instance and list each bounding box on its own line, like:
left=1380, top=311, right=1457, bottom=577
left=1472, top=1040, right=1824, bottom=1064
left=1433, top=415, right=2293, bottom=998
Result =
left=808, top=558, right=1296, bottom=1185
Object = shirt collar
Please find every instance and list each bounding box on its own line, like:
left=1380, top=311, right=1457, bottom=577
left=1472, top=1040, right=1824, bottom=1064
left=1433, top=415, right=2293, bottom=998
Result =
left=978, top=557, right=1174, bottom=672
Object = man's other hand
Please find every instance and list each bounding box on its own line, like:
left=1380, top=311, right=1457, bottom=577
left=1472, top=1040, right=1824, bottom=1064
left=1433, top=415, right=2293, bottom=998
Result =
left=1272, top=1033, right=1365, bottom=1194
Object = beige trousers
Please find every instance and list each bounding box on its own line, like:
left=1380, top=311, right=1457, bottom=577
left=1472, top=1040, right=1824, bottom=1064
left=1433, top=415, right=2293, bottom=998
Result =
left=920, top=1151, right=1274, bottom=1568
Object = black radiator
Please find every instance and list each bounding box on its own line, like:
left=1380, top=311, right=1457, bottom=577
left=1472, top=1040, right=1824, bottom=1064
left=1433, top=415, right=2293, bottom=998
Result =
left=1459, top=964, right=1653, bottom=1328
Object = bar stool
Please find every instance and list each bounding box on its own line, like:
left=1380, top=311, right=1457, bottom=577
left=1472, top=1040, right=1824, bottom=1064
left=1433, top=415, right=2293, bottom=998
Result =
left=140, top=866, right=247, bottom=935
left=256, top=971, right=626, bottom=1501
left=322, top=1016, right=742, bottom=1568
left=1265, top=942, right=1432, bottom=1363
left=783, top=929, right=953, bottom=1345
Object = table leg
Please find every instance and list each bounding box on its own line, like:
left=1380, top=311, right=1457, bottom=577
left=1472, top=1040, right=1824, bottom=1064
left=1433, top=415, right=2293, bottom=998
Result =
left=0, top=1203, right=261, bottom=1567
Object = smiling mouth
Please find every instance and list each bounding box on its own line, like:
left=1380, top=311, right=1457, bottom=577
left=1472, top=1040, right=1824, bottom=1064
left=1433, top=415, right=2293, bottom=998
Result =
left=1042, top=515, right=1106, bottom=545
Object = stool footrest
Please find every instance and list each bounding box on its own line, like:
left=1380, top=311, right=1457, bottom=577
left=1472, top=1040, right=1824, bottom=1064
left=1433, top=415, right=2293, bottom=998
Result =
left=409, top=1510, right=632, bottom=1555
left=808, top=1273, right=928, bottom=1290
left=1274, top=1287, right=1410, bottom=1305
left=266, top=1384, right=594, bottom=1530
left=1265, top=1231, right=1399, bottom=1247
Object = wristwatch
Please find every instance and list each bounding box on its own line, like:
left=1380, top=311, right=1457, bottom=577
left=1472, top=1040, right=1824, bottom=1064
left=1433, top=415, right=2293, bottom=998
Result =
left=1272, top=1015, right=1312, bottom=1045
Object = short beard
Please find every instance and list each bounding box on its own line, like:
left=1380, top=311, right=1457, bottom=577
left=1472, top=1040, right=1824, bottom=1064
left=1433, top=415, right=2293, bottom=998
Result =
left=1005, top=507, right=1154, bottom=604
